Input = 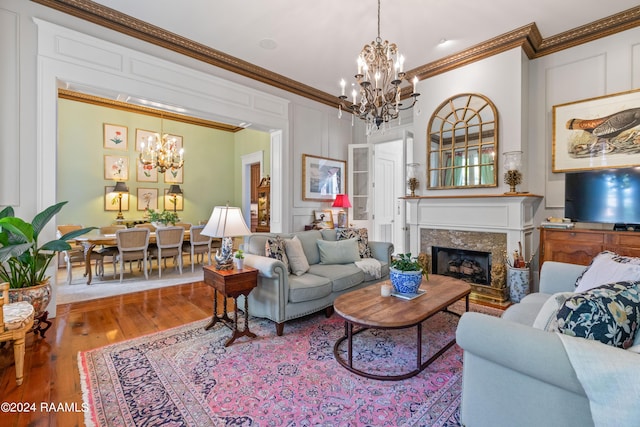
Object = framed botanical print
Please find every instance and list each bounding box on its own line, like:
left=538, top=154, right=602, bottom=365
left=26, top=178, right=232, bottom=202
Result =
left=163, top=134, right=184, bottom=183
left=135, top=129, right=157, bottom=152
left=136, top=159, right=158, bottom=182
left=104, top=155, right=129, bottom=180
left=103, top=123, right=128, bottom=150
left=137, top=188, right=158, bottom=211
left=302, top=154, right=346, bottom=201
left=552, top=88, right=640, bottom=172
left=164, top=188, right=184, bottom=211
left=104, top=186, right=129, bottom=211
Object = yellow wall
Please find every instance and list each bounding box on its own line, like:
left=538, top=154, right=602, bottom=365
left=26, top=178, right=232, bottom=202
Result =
left=56, top=99, right=268, bottom=227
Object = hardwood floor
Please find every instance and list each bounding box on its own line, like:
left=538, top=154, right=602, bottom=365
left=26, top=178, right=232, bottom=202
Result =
left=0, top=281, right=217, bottom=427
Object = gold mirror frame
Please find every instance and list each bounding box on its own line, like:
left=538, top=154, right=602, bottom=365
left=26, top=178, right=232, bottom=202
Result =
left=427, top=93, right=498, bottom=189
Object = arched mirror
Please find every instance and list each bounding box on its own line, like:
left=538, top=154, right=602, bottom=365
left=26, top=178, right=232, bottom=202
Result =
left=427, top=93, right=498, bottom=189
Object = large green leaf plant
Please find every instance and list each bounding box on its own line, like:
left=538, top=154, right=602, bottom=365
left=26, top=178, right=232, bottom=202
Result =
left=0, top=201, right=95, bottom=288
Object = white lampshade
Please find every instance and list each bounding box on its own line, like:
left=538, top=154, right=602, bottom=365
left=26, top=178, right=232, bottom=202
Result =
left=202, top=206, right=252, bottom=238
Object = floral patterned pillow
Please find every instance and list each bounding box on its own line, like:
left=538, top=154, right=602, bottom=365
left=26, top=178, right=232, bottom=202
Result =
left=265, top=236, right=289, bottom=272
left=336, top=228, right=372, bottom=258
left=556, top=280, right=640, bottom=349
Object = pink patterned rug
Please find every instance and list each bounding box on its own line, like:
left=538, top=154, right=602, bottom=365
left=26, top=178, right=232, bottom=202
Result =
left=79, top=302, right=501, bottom=426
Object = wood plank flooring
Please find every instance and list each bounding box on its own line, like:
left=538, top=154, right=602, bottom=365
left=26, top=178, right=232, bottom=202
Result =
left=0, top=281, right=218, bottom=427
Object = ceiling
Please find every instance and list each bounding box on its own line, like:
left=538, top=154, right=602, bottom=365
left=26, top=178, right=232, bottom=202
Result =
left=39, top=0, right=640, bottom=120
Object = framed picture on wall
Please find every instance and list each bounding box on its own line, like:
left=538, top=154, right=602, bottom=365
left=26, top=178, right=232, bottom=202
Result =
left=136, top=159, right=158, bottom=182
left=302, top=154, right=346, bottom=201
left=103, top=123, right=128, bottom=151
left=163, top=188, right=184, bottom=211
left=104, top=185, right=129, bottom=211
left=163, top=135, right=184, bottom=183
left=137, top=188, right=158, bottom=211
left=552, top=88, right=640, bottom=172
left=104, top=155, right=129, bottom=180
left=135, top=129, right=157, bottom=152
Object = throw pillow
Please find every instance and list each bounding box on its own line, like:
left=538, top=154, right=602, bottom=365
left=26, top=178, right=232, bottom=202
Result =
left=265, top=236, right=289, bottom=272
left=285, top=236, right=310, bottom=276
left=575, top=251, right=640, bottom=293
left=336, top=227, right=372, bottom=258
left=532, top=292, right=575, bottom=331
left=556, top=280, right=640, bottom=349
left=317, top=238, right=361, bottom=265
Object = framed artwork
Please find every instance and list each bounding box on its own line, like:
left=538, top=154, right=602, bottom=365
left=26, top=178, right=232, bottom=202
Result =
left=104, top=186, right=129, bottom=211
left=104, top=155, right=129, bottom=180
left=103, top=123, right=128, bottom=150
left=137, top=188, right=158, bottom=211
left=135, top=129, right=157, bottom=152
left=136, top=159, right=158, bottom=182
left=552, top=88, right=640, bottom=172
left=302, top=154, right=346, bottom=201
left=314, top=210, right=334, bottom=229
left=164, top=188, right=184, bottom=211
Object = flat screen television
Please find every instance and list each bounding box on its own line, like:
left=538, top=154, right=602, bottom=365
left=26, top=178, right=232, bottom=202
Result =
left=565, top=167, right=640, bottom=229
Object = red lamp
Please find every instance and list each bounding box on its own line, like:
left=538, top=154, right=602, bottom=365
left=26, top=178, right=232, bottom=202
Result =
left=332, top=194, right=352, bottom=228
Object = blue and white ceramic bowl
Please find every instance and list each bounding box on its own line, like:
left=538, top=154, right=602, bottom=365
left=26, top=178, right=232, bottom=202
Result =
left=390, top=268, right=423, bottom=294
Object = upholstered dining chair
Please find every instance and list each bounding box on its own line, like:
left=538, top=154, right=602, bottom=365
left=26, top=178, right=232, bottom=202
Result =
left=134, top=223, right=156, bottom=231
left=114, top=228, right=150, bottom=282
left=182, top=224, right=215, bottom=272
left=148, top=226, right=184, bottom=277
left=0, top=282, right=35, bottom=385
left=57, top=224, right=104, bottom=284
left=95, top=225, right=127, bottom=278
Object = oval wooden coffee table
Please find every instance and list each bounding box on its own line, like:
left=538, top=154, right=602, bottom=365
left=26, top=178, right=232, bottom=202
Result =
left=333, top=274, right=471, bottom=381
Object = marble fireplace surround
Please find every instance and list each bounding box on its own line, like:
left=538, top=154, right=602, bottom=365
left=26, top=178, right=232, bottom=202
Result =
left=404, top=194, right=542, bottom=303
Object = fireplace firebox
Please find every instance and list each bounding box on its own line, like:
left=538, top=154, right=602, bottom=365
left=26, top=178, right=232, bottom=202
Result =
left=432, top=246, right=491, bottom=286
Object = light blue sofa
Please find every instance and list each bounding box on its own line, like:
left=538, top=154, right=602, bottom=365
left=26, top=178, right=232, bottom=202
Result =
left=456, top=261, right=595, bottom=427
left=242, top=229, right=393, bottom=336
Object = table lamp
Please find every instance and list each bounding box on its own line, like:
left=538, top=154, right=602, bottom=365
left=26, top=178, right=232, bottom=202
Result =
left=168, top=184, right=183, bottom=214
left=113, top=181, right=129, bottom=220
left=202, top=205, right=252, bottom=270
left=332, top=194, right=352, bottom=228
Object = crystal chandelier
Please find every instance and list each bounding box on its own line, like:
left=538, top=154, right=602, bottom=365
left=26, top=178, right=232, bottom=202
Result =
left=138, top=117, right=184, bottom=174
left=338, top=0, right=420, bottom=133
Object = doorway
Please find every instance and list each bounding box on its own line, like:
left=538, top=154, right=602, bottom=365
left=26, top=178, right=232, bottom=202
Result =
left=373, top=140, right=404, bottom=253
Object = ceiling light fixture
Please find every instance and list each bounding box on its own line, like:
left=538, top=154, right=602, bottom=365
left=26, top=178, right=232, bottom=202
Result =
left=139, top=115, right=184, bottom=174
left=338, top=0, right=420, bottom=134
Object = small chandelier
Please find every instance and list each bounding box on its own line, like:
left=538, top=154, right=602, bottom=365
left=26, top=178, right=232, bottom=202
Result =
left=139, top=117, right=184, bottom=174
left=338, top=0, right=420, bottom=133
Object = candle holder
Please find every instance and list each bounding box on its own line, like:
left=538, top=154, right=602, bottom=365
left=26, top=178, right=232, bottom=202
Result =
left=407, top=163, right=420, bottom=197
left=503, top=151, right=523, bottom=194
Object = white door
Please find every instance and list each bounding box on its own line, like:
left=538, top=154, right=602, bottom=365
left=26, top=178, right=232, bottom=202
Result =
left=373, top=140, right=403, bottom=252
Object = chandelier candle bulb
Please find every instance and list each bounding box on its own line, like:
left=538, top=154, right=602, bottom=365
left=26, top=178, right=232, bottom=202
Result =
left=340, top=79, right=346, bottom=96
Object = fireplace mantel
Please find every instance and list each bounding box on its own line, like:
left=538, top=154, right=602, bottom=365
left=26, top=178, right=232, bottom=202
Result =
left=405, top=194, right=543, bottom=267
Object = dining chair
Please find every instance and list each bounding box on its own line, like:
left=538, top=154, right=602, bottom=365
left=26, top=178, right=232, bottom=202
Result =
left=149, top=226, right=184, bottom=277
left=134, top=223, right=156, bottom=231
left=0, top=282, right=35, bottom=385
left=114, top=228, right=150, bottom=282
left=57, top=224, right=104, bottom=285
left=174, top=222, right=192, bottom=231
left=96, top=225, right=127, bottom=278
left=182, top=225, right=216, bottom=272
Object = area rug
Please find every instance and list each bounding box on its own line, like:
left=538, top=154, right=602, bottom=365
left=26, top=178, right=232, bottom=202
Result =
left=79, top=303, right=501, bottom=426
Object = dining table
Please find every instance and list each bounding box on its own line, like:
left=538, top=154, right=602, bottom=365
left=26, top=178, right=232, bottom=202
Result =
left=75, top=230, right=190, bottom=285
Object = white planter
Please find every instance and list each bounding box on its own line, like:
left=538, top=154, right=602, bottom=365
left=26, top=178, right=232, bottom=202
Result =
left=234, top=258, right=244, bottom=270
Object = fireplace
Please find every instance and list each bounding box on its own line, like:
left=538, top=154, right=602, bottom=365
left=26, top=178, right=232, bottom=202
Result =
left=432, top=246, right=491, bottom=286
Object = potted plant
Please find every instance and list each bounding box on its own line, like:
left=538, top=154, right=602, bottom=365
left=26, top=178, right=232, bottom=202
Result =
left=147, top=209, right=179, bottom=228
left=233, top=249, right=244, bottom=270
left=390, top=253, right=428, bottom=294
left=0, top=201, right=95, bottom=318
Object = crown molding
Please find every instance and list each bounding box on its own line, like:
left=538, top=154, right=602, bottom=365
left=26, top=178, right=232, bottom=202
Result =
left=34, top=1, right=640, bottom=109
left=58, top=89, right=244, bottom=132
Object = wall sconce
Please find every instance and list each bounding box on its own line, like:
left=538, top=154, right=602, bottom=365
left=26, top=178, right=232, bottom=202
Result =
left=112, top=181, right=129, bottom=220
left=332, top=194, right=352, bottom=228
left=407, top=163, right=420, bottom=197
left=168, top=184, right=183, bottom=214
left=503, top=151, right=523, bottom=194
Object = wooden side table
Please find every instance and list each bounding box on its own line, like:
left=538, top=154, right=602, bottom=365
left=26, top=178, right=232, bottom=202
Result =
left=203, top=265, right=258, bottom=346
